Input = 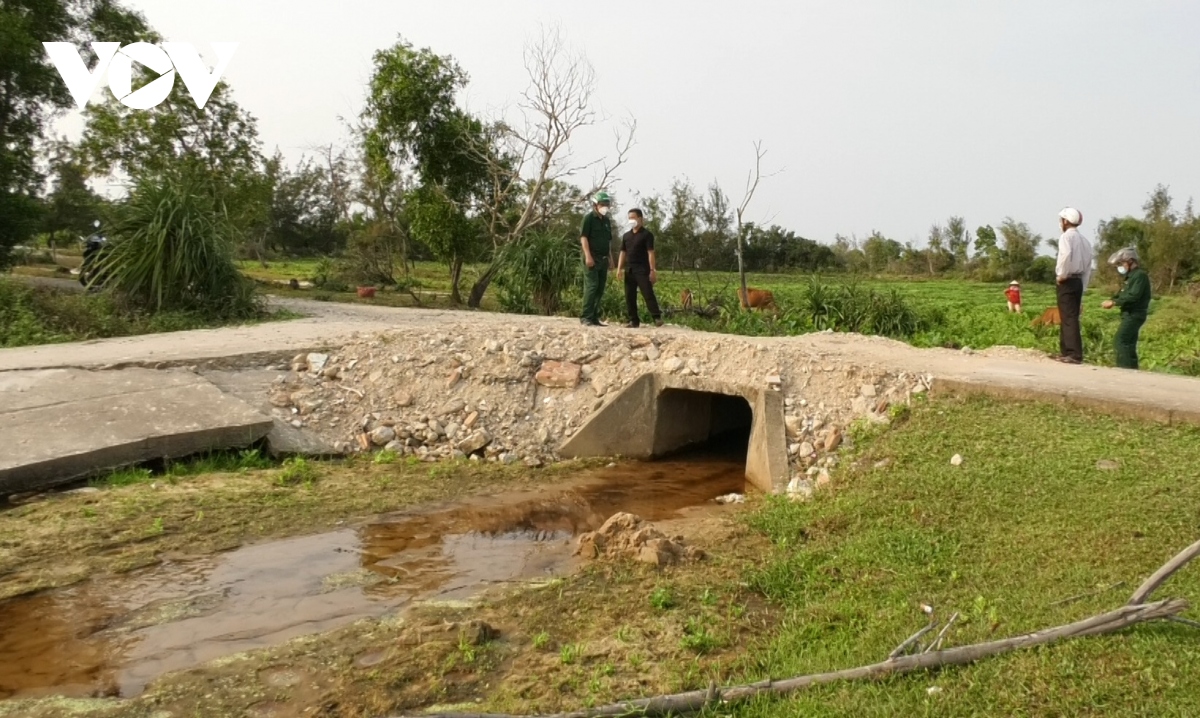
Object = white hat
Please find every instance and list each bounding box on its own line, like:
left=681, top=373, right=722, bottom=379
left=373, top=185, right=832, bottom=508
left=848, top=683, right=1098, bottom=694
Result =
left=1009, top=280, right=1020, bottom=286
left=1059, top=207, right=1082, bottom=226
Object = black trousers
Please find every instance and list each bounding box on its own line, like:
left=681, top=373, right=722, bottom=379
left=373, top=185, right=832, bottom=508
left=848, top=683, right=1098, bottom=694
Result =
left=624, top=267, right=661, bottom=325
left=1056, top=276, right=1084, bottom=361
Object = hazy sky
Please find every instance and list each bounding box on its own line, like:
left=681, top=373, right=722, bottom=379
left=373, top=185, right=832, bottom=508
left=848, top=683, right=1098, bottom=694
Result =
left=57, top=0, right=1200, bottom=247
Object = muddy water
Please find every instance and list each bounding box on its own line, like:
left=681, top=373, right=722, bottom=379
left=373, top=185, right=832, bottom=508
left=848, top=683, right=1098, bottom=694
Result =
left=0, top=456, right=746, bottom=701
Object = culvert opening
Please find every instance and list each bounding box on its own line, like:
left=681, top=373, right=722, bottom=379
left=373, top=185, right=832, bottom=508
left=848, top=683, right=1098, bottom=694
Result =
left=651, top=389, right=754, bottom=462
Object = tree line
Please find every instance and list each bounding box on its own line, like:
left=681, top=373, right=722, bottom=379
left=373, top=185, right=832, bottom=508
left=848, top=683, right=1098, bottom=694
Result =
left=3, top=1, right=1197, bottom=315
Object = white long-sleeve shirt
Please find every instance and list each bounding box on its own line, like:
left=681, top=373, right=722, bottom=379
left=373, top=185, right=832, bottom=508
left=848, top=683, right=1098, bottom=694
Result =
left=1056, top=227, right=1094, bottom=288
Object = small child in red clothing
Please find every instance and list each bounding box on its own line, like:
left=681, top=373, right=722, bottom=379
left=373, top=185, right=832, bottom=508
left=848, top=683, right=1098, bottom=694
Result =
left=1005, top=280, right=1022, bottom=313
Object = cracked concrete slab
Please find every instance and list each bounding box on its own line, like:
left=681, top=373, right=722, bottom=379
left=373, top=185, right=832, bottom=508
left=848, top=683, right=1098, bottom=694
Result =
left=0, top=368, right=273, bottom=495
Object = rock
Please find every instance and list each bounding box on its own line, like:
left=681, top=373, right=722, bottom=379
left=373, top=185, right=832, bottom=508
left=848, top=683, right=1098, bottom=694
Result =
left=824, top=430, right=842, bottom=452
left=787, top=476, right=814, bottom=502
left=592, top=381, right=609, bottom=398
left=290, top=353, right=309, bottom=372
left=306, top=353, right=329, bottom=373
left=438, top=398, right=467, bottom=416
left=502, top=453, right=519, bottom=465
left=445, top=367, right=463, bottom=389
left=394, top=392, right=414, bottom=408
left=766, top=374, right=783, bottom=387
left=524, top=457, right=544, bottom=468
left=463, top=411, right=479, bottom=429
left=580, top=365, right=596, bottom=379
left=269, top=392, right=292, bottom=408
left=663, top=358, right=684, bottom=373
left=785, top=416, right=803, bottom=440
left=950, top=454, right=964, bottom=467
left=645, top=345, right=661, bottom=361
left=714, top=493, right=744, bottom=505
left=444, top=422, right=461, bottom=439
left=460, top=620, right=499, bottom=646
left=861, top=384, right=878, bottom=398
left=321, top=366, right=341, bottom=380
left=535, top=360, right=582, bottom=389
left=799, top=441, right=815, bottom=458
left=788, top=442, right=802, bottom=457
left=370, top=426, right=396, bottom=446
left=457, top=430, right=492, bottom=455
left=875, top=400, right=890, bottom=415
left=874, top=458, right=893, bottom=470
left=816, top=468, right=832, bottom=488
left=686, top=359, right=702, bottom=375
left=1096, top=459, right=1120, bottom=471
left=427, top=419, right=444, bottom=436
left=631, top=350, right=648, bottom=362
left=384, top=440, right=404, bottom=452
left=452, top=449, right=468, bottom=461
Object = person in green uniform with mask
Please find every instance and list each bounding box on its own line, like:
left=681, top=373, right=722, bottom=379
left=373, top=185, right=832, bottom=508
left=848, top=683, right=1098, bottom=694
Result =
left=1101, top=247, right=1151, bottom=370
left=579, top=191, right=614, bottom=326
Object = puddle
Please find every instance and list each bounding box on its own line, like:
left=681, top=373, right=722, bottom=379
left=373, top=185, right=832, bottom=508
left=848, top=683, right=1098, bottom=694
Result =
left=0, top=455, right=747, bottom=700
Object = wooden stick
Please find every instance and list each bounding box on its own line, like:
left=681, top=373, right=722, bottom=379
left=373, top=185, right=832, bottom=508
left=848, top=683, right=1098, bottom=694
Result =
left=1129, top=538, right=1200, bottom=605
left=1049, top=581, right=1126, bottom=608
left=889, top=621, right=936, bottom=659
left=925, top=612, right=960, bottom=653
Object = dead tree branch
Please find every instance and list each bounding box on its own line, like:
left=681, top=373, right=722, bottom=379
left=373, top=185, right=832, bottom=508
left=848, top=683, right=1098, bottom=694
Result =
left=1129, top=538, right=1200, bottom=605
left=398, top=538, right=1200, bottom=718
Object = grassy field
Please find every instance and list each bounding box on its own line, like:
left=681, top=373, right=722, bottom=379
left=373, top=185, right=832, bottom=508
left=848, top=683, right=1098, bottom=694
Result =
left=238, top=258, right=1200, bottom=376
left=8, top=254, right=1199, bottom=375
left=4, top=395, right=1199, bottom=717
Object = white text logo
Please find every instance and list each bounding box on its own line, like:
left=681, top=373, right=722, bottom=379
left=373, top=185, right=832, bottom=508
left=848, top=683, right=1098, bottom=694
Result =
left=42, top=42, right=238, bottom=110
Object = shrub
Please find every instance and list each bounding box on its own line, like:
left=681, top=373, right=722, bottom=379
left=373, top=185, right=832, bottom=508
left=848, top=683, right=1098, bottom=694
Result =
left=96, top=171, right=260, bottom=319
left=495, top=232, right=582, bottom=315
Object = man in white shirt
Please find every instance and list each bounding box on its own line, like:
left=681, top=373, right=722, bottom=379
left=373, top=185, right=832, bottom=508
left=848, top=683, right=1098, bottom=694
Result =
left=1054, top=207, right=1094, bottom=364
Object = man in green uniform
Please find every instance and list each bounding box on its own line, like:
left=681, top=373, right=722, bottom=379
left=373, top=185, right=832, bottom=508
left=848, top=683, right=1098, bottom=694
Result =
left=579, top=191, right=614, bottom=326
left=1101, top=247, right=1151, bottom=370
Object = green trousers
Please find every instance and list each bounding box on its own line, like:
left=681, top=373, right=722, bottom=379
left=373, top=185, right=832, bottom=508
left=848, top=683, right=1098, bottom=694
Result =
left=581, top=263, right=608, bottom=323
left=1115, top=312, right=1146, bottom=370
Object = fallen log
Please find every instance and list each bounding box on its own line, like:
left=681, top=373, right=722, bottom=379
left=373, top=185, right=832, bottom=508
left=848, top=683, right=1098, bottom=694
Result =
left=396, top=538, right=1200, bottom=718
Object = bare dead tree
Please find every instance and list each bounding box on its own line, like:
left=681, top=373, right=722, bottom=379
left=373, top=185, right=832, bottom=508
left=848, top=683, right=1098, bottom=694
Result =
left=398, top=537, right=1200, bottom=718
left=463, top=26, right=636, bottom=308
left=734, top=141, right=777, bottom=310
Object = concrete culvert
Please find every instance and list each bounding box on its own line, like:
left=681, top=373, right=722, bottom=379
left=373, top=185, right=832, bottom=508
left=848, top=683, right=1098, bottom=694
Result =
left=559, top=373, right=789, bottom=494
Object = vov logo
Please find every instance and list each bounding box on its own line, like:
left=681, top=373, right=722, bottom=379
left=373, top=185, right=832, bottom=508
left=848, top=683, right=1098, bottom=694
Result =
left=42, top=42, right=237, bottom=110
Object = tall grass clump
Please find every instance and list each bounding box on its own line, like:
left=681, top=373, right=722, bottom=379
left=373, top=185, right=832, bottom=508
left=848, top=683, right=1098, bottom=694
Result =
left=801, top=278, right=928, bottom=338
left=96, top=171, right=261, bottom=319
left=495, top=232, right=581, bottom=315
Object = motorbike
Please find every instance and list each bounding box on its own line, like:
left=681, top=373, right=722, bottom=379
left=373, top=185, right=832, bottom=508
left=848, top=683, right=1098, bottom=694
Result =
left=79, top=220, right=108, bottom=290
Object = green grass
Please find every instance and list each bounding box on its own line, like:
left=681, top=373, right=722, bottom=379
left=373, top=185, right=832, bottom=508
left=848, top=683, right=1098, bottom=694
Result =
left=240, top=259, right=1200, bottom=376
left=0, top=277, right=293, bottom=348
left=731, top=394, right=1200, bottom=717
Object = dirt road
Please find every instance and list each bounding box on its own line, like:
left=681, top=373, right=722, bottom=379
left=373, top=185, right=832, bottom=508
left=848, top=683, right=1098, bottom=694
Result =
left=2, top=296, right=1198, bottom=424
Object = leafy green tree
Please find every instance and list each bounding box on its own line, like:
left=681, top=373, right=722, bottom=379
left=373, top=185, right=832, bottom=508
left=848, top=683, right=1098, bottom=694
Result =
left=1141, top=184, right=1197, bottom=291
left=0, top=0, right=148, bottom=267
left=998, top=217, right=1042, bottom=280
left=862, top=231, right=902, bottom=273
left=945, top=216, right=970, bottom=267
left=362, top=38, right=491, bottom=294
left=266, top=153, right=347, bottom=256
left=80, top=81, right=261, bottom=181
left=40, top=140, right=104, bottom=257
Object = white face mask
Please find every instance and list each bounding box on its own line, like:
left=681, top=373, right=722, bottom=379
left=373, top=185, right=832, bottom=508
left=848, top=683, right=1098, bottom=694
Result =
left=1117, top=265, right=1128, bottom=276
left=597, top=206, right=609, bottom=216
left=628, top=218, right=638, bottom=229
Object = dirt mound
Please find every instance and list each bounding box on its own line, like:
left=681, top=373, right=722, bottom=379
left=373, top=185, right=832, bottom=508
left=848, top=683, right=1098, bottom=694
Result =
left=575, top=512, right=704, bottom=567
left=263, top=322, right=930, bottom=484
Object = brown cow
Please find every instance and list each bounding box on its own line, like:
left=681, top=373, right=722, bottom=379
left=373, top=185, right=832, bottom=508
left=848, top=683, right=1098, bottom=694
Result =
left=1031, top=307, right=1061, bottom=327
left=737, top=287, right=777, bottom=311
left=680, top=288, right=694, bottom=310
